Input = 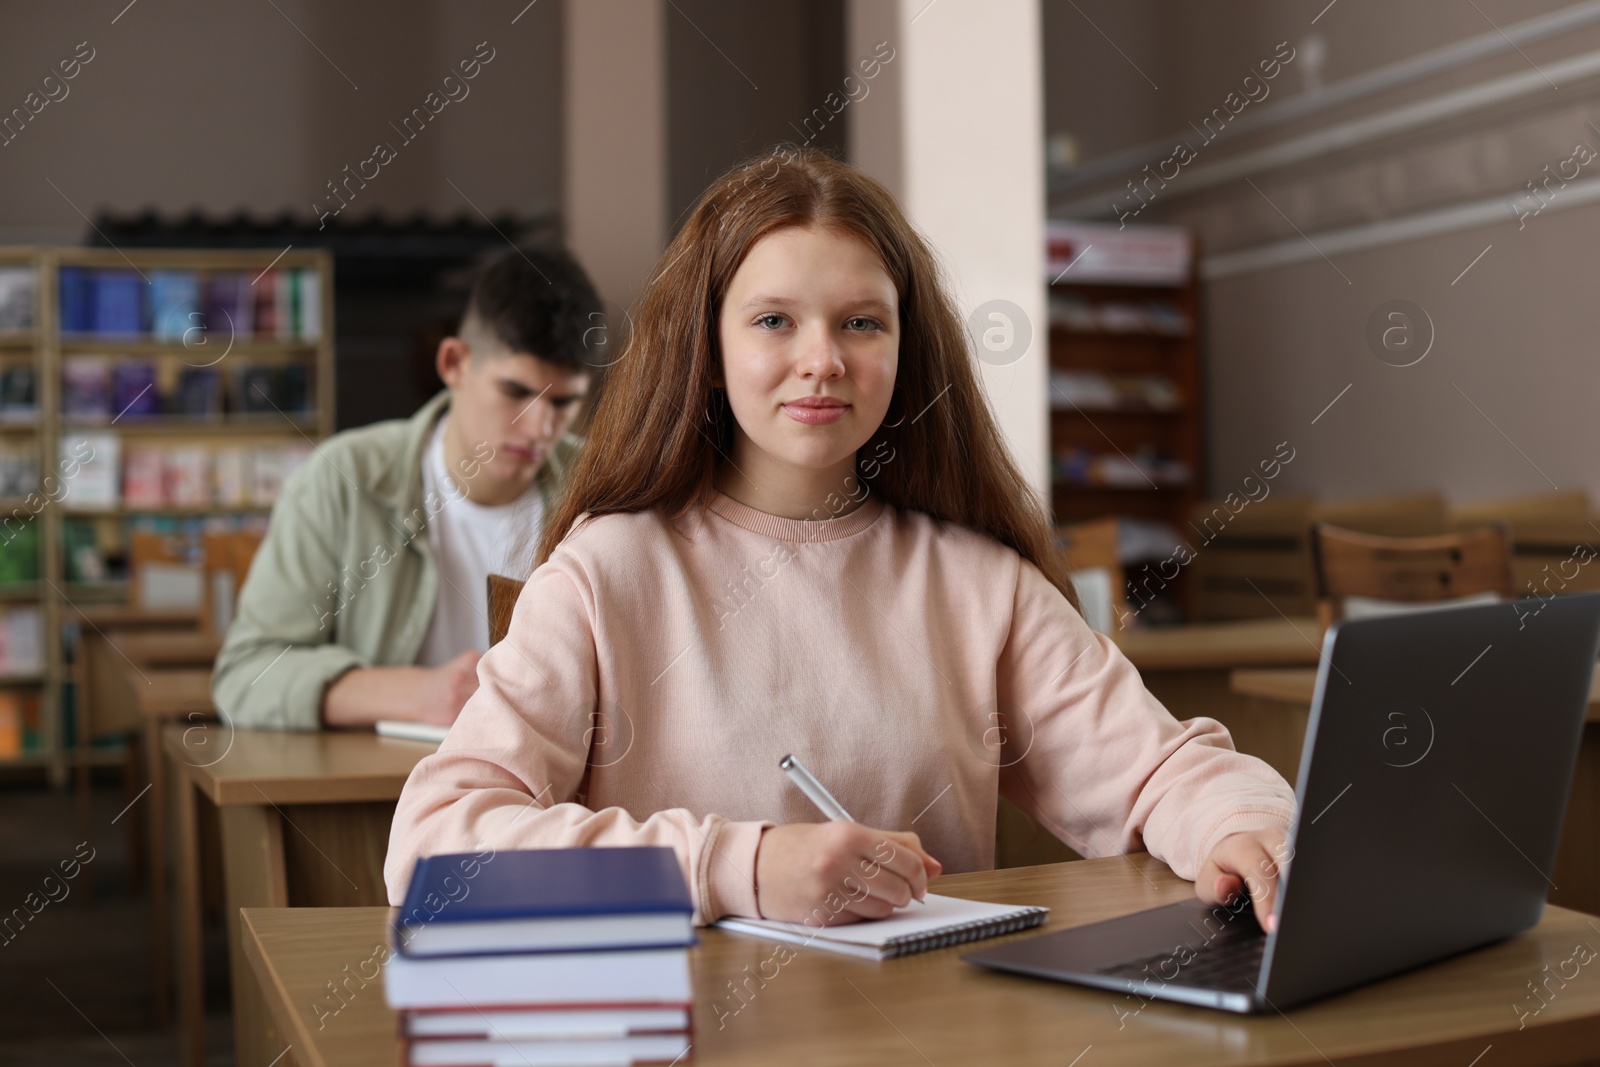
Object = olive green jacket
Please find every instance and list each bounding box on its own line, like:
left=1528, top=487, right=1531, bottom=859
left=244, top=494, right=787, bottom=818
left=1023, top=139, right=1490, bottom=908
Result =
left=211, top=389, right=582, bottom=730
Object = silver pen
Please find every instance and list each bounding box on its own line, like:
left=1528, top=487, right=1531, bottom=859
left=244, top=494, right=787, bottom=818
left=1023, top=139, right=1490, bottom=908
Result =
left=778, top=753, right=925, bottom=904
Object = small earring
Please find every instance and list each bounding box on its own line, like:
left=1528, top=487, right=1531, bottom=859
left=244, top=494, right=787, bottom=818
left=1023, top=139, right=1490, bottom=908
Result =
left=880, top=389, right=906, bottom=429
left=705, top=390, right=720, bottom=423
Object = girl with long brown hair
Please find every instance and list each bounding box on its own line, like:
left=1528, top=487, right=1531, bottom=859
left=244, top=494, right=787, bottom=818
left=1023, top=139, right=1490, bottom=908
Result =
left=386, top=147, right=1295, bottom=931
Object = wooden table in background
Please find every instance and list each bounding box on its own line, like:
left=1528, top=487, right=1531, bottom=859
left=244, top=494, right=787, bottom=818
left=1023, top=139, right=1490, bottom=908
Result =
left=1114, top=616, right=1325, bottom=784
left=164, top=724, right=438, bottom=1067
left=1114, top=616, right=1324, bottom=673
left=244, top=856, right=1600, bottom=1067
left=137, top=666, right=217, bottom=1012
left=1231, top=663, right=1600, bottom=919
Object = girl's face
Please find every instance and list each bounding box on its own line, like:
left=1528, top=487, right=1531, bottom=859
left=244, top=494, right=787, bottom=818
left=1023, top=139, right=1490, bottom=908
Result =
left=716, top=225, right=899, bottom=504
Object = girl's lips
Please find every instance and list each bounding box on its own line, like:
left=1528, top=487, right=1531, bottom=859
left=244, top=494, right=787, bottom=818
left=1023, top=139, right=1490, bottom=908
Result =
left=782, top=402, right=849, bottom=425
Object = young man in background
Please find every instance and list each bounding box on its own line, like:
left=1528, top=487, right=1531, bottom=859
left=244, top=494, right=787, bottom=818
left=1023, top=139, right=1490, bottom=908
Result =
left=213, top=247, right=604, bottom=730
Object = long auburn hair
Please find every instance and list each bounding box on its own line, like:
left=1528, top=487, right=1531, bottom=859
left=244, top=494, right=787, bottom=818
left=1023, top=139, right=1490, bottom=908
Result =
left=536, top=145, right=1078, bottom=612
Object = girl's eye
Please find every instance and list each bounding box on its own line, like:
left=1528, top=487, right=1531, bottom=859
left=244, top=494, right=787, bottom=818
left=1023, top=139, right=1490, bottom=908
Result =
left=846, top=317, right=882, bottom=332
left=755, top=313, right=788, bottom=330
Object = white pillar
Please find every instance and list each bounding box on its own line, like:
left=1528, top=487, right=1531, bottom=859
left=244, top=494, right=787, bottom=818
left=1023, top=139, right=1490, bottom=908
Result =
left=848, top=0, right=1050, bottom=507
left=564, top=0, right=669, bottom=310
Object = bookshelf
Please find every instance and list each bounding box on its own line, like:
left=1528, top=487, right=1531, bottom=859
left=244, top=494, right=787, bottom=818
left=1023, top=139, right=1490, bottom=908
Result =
left=1045, top=223, right=1203, bottom=619
left=0, top=247, right=335, bottom=783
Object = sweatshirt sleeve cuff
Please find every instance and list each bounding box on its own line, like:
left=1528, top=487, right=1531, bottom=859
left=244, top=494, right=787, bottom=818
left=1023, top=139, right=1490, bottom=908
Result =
left=221, top=644, right=366, bottom=732
left=701, top=819, right=772, bottom=923
left=1192, top=805, right=1296, bottom=881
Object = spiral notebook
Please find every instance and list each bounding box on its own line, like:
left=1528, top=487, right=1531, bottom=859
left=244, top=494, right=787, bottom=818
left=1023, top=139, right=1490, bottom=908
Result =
left=715, top=893, right=1047, bottom=960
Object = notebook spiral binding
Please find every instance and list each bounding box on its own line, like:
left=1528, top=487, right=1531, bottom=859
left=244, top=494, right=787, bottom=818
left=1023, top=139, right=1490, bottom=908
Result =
left=879, top=906, right=1049, bottom=958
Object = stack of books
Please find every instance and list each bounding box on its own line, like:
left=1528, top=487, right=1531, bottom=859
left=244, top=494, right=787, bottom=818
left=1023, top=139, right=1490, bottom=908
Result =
left=386, top=847, right=696, bottom=1067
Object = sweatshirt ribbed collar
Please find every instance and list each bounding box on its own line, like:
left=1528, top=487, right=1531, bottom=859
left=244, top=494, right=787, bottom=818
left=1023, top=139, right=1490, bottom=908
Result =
left=705, top=490, right=887, bottom=543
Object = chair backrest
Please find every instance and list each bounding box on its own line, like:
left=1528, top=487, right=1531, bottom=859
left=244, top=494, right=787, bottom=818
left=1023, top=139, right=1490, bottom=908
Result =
left=1446, top=489, right=1590, bottom=531
left=1056, top=518, right=1125, bottom=633
left=1316, top=491, right=1446, bottom=538
left=1311, top=522, right=1516, bottom=624
left=129, top=530, right=202, bottom=614
left=488, top=574, right=525, bottom=647
left=202, top=530, right=264, bottom=637
left=1187, top=495, right=1319, bottom=619
left=1447, top=491, right=1600, bottom=598
left=1187, top=492, right=1450, bottom=621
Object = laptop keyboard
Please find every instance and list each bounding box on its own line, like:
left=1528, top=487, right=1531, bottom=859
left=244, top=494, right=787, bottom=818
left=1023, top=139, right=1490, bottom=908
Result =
left=1096, top=934, right=1267, bottom=991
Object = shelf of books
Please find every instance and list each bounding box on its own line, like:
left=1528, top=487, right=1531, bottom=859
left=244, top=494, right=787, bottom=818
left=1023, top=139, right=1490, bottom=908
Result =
left=0, top=246, right=334, bottom=782
left=1046, top=222, right=1203, bottom=622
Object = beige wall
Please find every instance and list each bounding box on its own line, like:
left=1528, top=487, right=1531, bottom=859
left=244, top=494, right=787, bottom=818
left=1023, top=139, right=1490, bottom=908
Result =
left=0, top=1, right=565, bottom=240
left=1044, top=0, right=1600, bottom=505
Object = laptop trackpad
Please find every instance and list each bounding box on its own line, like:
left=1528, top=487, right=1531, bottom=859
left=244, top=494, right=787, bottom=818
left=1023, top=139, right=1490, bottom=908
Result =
left=966, top=897, right=1264, bottom=989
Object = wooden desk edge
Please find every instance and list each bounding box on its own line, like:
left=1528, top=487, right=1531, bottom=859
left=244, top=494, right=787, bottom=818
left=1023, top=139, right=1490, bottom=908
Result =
left=161, top=722, right=427, bottom=806
left=210, top=777, right=418, bottom=806
left=242, top=900, right=1600, bottom=1067
left=243, top=908, right=328, bottom=1067
left=1114, top=618, right=1324, bottom=672
left=1230, top=667, right=1600, bottom=724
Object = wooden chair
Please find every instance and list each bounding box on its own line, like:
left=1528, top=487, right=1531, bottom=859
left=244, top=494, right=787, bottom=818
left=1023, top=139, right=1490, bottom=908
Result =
left=72, top=625, right=220, bottom=901
left=128, top=530, right=203, bottom=614
left=488, top=573, right=523, bottom=646
left=1317, top=491, right=1446, bottom=538
left=202, top=529, right=264, bottom=637
left=1310, top=522, right=1516, bottom=627
left=1448, top=491, right=1600, bottom=598
left=1187, top=495, right=1319, bottom=619
left=1056, top=517, right=1125, bottom=634
left=1188, top=493, right=1449, bottom=621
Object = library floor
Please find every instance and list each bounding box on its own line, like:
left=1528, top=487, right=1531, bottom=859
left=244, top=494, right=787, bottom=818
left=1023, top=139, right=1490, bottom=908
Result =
left=0, top=781, right=234, bottom=1066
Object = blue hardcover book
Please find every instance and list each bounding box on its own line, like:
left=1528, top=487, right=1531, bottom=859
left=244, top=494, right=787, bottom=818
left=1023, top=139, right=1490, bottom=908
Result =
left=394, top=846, right=696, bottom=958
left=92, top=270, right=144, bottom=336
left=58, top=267, right=92, bottom=334
left=149, top=270, right=199, bottom=341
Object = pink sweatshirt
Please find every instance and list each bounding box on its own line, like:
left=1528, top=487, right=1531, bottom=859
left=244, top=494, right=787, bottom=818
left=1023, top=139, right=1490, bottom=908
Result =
left=384, top=491, right=1297, bottom=924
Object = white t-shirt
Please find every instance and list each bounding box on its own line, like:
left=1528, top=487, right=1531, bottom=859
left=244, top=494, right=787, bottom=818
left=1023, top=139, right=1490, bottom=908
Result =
left=414, top=415, right=545, bottom=667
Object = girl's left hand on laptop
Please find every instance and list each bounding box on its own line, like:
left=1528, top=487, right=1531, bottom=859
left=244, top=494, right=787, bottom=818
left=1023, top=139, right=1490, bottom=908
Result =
left=1194, top=826, right=1291, bottom=934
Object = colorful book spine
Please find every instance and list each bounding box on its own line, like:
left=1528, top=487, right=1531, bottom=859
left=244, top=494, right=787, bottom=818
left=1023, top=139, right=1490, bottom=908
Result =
left=122, top=446, right=165, bottom=507
left=273, top=271, right=295, bottom=340
left=110, top=361, right=158, bottom=419
left=92, top=270, right=145, bottom=336
left=57, top=267, right=92, bottom=333
left=150, top=270, right=200, bottom=341
left=164, top=447, right=209, bottom=507
left=0, top=267, right=37, bottom=331
left=203, top=272, right=253, bottom=339
left=295, top=268, right=321, bottom=341
left=61, top=356, right=112, bottom=421
left=253, top=270, right=279, bottom=338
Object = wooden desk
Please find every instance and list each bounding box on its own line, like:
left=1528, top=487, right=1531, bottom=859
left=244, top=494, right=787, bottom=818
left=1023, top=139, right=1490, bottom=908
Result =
left=117, top=631, right=223, bottom=667
left=164, top=724, right=437, bottom=1067
left=1230, top=663, right=1600, bottom=722
left=1114, top=616, right=1324, bottom=672
left=1231, top=664, right=1600, bottom=921
left=130, top=666, right=216, bottom=1029
left=243, top=856, right=1600, bottom=1067
left=1113, top=618, right=1325, bottom=788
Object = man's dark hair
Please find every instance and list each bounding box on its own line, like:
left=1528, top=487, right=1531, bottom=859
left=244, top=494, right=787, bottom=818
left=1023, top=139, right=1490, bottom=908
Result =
left=459, top=247, right=607, bottom=372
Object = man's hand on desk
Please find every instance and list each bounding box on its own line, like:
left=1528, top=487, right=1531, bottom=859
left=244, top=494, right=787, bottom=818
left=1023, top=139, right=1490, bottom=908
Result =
left=753, top=822, right=943, bottom=924
left=1195, top=825, right=1291, bottom=934
left=320, top=651, right=482, bottom=728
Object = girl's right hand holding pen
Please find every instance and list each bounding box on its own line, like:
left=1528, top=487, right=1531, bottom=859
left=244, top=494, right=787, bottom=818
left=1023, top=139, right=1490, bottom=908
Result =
left=752, top=823, right=942, bottom=924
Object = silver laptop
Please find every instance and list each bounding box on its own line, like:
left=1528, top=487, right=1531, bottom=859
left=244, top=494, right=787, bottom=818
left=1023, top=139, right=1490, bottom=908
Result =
left=964, top=592, right=1600, bottom=1013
